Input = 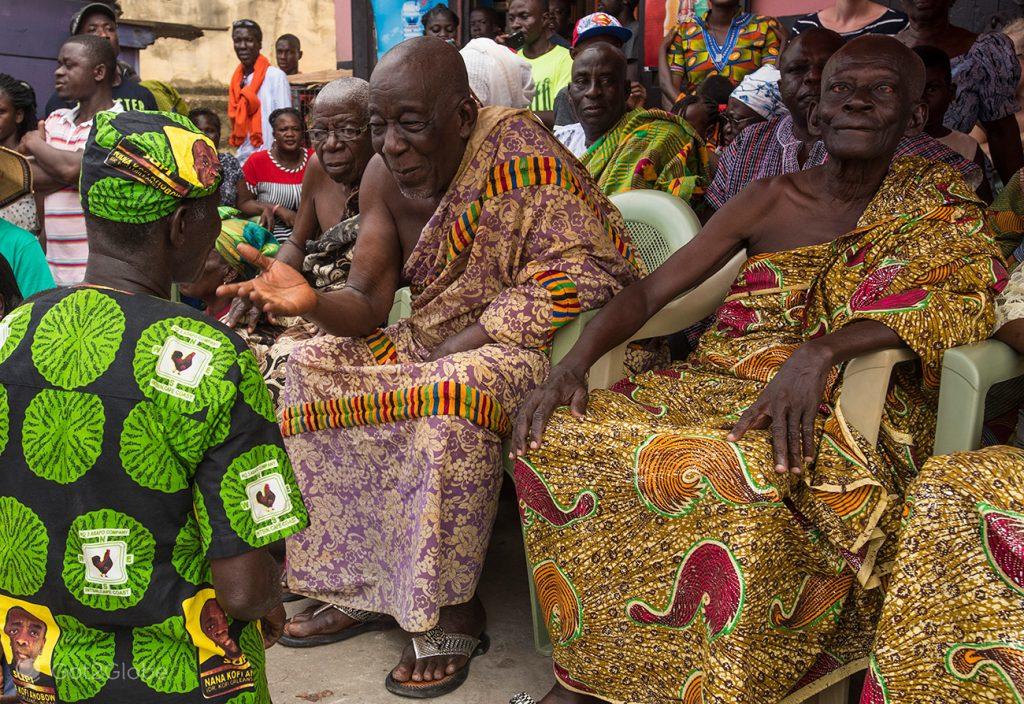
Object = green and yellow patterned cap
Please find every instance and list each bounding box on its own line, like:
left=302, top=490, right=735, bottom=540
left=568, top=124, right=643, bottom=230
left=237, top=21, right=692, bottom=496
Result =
left=80, top=109, right=221, bottom=224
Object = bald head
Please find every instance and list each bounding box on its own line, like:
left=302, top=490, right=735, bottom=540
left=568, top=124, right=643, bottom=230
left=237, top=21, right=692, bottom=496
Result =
left=777, top=27, right=844, bottom=127
left=823, top=35, right=925, bottom=101
left=812, top=34, right=927, bottom=162
left=368, top=37, right=478, bottom=200
left=372, top=36, right=471, bottom=104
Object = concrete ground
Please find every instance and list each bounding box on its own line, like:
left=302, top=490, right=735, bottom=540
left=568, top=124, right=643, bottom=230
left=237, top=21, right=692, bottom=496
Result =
left=266, top=483, right=553, bottom=704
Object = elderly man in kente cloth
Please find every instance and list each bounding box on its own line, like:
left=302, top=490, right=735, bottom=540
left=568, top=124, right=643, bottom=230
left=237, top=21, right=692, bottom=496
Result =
left=220, top=37, right=641, bottom=698
left=565, top=43, right=708, bottom=201
left=706, top=27, right=983, bottom=211
left=506, top=35, right=1007, bottom=704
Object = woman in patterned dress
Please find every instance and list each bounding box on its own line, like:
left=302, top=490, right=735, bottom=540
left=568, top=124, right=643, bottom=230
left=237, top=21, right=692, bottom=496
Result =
left=657, top=0, right=783, bottom=107
left=236, top=107, right=313, bottom=243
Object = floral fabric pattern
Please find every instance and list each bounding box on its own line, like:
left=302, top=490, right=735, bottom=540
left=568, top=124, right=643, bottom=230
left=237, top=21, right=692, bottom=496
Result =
left=281, top=107, right=640, bottom=632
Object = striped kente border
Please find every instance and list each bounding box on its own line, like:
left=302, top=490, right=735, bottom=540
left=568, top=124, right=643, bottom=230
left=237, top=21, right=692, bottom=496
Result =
left=364, top=328, right=398, bottom=365
left=444, top=156, right=641, bottom=273
left=533, top=270, right=581, bottom=334
left=280, top=381, right=511, bottom=438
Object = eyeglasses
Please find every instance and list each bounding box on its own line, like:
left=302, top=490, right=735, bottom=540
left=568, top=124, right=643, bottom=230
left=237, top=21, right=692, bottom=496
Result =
left=307, top=125, right=369, bottom=144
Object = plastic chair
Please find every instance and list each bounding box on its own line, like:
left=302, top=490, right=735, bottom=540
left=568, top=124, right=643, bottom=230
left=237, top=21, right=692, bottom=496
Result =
left=609, top=188, right=702, bottom=270
left=933, top=339, right=1024, bottom=454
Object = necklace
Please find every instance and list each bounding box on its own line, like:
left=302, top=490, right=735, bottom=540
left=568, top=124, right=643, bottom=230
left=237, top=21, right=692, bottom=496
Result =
left=269, top=147, right=309, bottom=173
left=698, top=12, right=751, bottom=72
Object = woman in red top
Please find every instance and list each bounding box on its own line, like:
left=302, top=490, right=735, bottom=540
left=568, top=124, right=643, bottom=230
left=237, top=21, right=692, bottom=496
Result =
left=237, top=107, right=312, bottom=243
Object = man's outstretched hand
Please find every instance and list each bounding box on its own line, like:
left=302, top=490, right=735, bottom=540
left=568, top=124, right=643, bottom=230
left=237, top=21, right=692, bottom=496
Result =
left=216, top=243, right=318, bottom=318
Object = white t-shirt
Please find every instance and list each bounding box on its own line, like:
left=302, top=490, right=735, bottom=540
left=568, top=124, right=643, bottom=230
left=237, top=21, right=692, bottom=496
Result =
left=235, top=65, right=293, bottom=164
left=554, top=123, right=588, bottom=158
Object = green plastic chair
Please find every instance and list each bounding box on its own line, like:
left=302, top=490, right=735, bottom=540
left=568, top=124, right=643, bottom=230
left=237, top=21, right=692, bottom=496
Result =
left=933, top=339, right=1024, bottom=454
left=609, top=188, right=702, bottom=270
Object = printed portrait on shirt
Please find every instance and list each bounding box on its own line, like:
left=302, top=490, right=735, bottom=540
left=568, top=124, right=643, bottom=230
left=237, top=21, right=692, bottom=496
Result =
left=182, top=589, right=255, bottom=699
left=0, top=597, right=59, bottom=704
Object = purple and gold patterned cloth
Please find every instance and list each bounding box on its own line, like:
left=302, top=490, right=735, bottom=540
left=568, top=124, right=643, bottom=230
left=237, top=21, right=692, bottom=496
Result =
left=279, top=107, right=641, bottom=632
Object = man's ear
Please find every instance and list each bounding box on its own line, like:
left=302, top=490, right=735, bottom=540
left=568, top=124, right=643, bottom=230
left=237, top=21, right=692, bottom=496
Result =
left=168, top=203, right=189, bottom=251
left=94, top=62, right=108, bottom=85
left=457, top=97, right=479, bottom=139
left=298, top=50, right=304, bottom=60
left=903, top=100, right=927, bottom=137
left=806, top=99, right=822, bottom=138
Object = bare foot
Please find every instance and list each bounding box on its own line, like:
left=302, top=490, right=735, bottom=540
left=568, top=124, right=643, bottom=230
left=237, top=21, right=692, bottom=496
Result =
left=282, top=601, right=361, bottom=639
left=389, top=595, right=486, bottom=684
left=538, top=682, right=604, bottom=704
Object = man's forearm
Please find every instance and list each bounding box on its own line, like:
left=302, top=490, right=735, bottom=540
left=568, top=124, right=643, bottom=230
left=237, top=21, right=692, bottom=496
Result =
left=306, top=286, right=391, bottom=338
left=806, top=319, right=906, bottom=367
left=25, top=141, right=81, bottom=185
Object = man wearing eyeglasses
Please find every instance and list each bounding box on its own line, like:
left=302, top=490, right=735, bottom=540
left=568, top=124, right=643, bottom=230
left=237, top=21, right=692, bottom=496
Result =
left=228, top=19, right=293, bottom=164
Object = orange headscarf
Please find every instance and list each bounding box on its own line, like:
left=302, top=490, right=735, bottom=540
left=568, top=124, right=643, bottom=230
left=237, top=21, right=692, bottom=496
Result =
left=228, top=54, right=270, bottom=149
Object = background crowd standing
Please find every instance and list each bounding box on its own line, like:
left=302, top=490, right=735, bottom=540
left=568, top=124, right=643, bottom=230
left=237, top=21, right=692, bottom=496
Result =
left=4, top=0, right=1024, bottom=702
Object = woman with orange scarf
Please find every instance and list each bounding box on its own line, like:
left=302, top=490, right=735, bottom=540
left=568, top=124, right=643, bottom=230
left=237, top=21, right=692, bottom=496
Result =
left=228, top=19, right=294, bottom=164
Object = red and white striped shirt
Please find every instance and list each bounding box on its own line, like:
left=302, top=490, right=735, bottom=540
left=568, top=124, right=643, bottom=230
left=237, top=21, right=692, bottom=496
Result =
left=43, top=103, right=122, bottom=286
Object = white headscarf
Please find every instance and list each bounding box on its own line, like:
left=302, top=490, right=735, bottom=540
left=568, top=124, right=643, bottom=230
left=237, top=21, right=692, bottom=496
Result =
left=460, top=38, right=536, bottom=109
left=731, top=65, right=784, bottom=119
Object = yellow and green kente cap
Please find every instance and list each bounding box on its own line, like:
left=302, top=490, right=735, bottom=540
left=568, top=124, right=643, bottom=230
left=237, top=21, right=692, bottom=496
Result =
left=81, top=109, right=222, bottom=224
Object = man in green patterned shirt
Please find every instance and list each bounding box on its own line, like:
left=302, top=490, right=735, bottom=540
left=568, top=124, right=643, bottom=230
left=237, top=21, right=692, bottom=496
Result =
left=0, top=109, right=308, bottom=703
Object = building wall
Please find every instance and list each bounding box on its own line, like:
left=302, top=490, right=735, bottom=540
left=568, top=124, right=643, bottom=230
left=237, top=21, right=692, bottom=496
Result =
left=120, top=0, right=337, bottom=117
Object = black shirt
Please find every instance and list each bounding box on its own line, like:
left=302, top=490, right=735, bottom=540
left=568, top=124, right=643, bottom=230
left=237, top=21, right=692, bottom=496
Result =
left=0, top=287, right=308, bottom=703
left=791, top=8, right=909, bottom=40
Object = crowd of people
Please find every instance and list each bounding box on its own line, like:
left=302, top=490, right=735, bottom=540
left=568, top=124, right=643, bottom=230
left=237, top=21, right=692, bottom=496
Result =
left=2, top=0, right=1024, bottom=703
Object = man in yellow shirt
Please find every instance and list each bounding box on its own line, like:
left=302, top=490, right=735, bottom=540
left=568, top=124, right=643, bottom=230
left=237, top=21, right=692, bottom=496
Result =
left=509, top=0, right=573, bottom=126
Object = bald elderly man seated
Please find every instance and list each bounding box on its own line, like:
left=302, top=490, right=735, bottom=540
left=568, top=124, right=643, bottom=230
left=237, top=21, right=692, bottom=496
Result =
left=221, top=37, right=642, bottom=698
left=507, top=35, right=1006, bottom=704
left=706, top=27, right=985, bottom=211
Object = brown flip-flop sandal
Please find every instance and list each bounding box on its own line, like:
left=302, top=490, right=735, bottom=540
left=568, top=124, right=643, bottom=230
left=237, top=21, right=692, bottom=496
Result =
left=384, top=626, right=491, bottom=698
left=278, top=603, right=395, bottom=648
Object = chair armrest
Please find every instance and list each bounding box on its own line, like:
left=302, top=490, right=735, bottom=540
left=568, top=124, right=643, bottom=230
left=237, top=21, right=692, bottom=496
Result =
left=587, top=250, right=747, bottom=389
left=933, top=339, right=1024, bottom=454
left=838, top=347, right=917, bottom=445
left=388, top=286, right=412, bottom=325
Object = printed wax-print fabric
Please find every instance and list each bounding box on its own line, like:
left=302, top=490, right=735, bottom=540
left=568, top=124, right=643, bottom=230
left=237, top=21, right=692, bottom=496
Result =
left=279, top=107, right=641, bottom=632
left=514, top=157, right=1004, bottom=703
left=864, top=446, right=1024, bottom=704
left=0, top=287, right=308, bottom=703
left=666, top=13, right=783, bottom=98
left=946, top=33, right=1021, bottom=135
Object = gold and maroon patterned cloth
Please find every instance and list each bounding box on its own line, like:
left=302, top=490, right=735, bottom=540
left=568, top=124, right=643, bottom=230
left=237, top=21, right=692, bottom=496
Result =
left=515, top=157, right=1007, bottom=702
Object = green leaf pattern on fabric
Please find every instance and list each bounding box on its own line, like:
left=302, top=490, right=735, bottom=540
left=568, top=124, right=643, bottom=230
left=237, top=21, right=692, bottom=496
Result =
left=237, top=351, right=275, bottom=423
left=0, top=497, right=48, bottom=596
left=0, top=384, right=9, bottom=456
left=62, top=509, right=156, bottom=610
left=86, top=177, right=171, bottom=225
left=131, top=615, right=199, bottom=694
left=219, top=445, right=306, bottom=548
left=0, top=303, right=33, bottom=366
left=172, top=513, right=211, bottom=585
left=23, top=390, right=104, bottom=484
left=133, top=317, right=235, bottom=416
left=121, top=401, right=206, bottom=493
left=192, top=488, right=214, bottom=555
left=53, top=614, right=116, bottom=702
left=31, top=289, right=125, bottom=389
left=231, top=622, right=269, bottom=703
